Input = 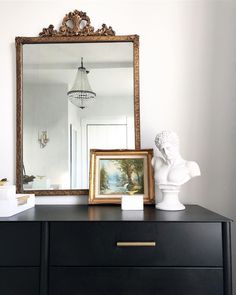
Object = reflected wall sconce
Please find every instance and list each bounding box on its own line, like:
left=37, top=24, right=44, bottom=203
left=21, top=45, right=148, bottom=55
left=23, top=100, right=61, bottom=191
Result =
left=38, top=130, right=49, bottom=148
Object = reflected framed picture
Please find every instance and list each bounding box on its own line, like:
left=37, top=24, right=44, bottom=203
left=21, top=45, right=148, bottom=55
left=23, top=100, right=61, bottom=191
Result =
left=89, top=149, right=154, bottom=204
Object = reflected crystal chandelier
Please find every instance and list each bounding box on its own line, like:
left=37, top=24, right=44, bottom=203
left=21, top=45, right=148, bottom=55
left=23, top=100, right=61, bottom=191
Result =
left=68, top=57, right=96, bottom=109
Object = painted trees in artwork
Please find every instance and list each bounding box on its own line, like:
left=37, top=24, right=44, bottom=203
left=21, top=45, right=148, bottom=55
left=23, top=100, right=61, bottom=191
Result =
left=132, top=159, right=144, bottom=185
left=100, top=166, right=109, bottom=191
left=117, top=159, right=134, bottom=186
left=113, top=159, right=144, bottom=193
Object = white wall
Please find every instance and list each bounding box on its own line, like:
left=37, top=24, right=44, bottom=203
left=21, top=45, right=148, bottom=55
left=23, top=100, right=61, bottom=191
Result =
left=0, top=0, right=236, bottom=292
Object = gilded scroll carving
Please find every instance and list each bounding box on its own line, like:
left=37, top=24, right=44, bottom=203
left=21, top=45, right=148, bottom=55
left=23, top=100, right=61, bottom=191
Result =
left=39, top=10, right=115, bottom=37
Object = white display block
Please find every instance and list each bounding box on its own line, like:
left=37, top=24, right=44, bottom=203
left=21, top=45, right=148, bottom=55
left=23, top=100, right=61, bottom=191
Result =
left=121, top=195, right=143, bottom=211
left=0, top=194, right=35, bottom=217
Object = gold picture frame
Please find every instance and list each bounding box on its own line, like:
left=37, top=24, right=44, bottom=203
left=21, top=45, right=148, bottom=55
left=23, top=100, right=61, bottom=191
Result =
left=89, top=149, right=155, bottom=204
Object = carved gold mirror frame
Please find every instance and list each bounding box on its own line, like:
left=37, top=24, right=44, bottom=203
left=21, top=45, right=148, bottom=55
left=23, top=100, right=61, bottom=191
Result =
left=16, top=10, right=140, bottom=196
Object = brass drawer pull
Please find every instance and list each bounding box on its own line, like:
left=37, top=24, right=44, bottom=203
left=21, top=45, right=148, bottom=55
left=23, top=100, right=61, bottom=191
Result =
left=116, top=242, right=156, bottom=247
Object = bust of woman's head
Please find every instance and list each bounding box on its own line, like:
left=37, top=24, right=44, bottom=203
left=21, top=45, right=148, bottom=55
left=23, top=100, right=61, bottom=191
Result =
left=155, top=131, right=180, bottom=163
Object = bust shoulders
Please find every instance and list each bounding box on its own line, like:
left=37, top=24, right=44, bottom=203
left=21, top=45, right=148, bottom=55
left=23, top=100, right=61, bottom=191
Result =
left=186, top=161, right=201, bottom=177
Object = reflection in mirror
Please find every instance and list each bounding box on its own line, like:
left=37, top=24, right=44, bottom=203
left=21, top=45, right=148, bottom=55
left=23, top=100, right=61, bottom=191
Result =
left=23, top=42, right=135, bottom=191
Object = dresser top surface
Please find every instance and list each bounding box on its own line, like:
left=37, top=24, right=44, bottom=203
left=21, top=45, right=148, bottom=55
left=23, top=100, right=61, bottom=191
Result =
left=0, top=205, right=231, bottom=222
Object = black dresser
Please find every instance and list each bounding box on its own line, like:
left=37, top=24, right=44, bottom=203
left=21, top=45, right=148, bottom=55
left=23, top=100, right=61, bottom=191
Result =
left=0, top=205, right=232, bottom=295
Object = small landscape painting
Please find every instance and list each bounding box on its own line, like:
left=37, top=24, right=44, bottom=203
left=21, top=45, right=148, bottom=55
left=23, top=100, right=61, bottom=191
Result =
left=89, top=149, right=154, bottom=205
left=99, top=158, right=144, bottom=195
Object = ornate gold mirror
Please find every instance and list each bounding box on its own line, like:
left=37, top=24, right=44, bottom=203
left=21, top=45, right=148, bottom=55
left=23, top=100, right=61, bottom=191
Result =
left=16, top=10, right=140, bottom=196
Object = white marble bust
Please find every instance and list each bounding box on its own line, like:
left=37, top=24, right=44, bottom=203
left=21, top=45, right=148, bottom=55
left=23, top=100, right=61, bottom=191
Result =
left=151, top=131, right=201, bottom=210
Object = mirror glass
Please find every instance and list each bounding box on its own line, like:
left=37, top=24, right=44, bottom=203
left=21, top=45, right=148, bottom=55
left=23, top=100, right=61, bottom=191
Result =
left=22, top=42, right=135, bottom=190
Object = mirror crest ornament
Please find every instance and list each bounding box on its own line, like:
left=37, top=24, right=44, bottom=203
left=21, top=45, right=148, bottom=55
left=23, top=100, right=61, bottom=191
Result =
left=39, top=10, right=115, bottom=37
left=16, top=9, right=140, bottom=196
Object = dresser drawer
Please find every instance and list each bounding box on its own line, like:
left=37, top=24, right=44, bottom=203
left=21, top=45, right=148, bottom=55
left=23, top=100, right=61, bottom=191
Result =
left=50, top=222, right=222, bottom=266
left=0, top=267, right=40, bottom=295
left=0, top=222, right=41, bottom=266
left=49, top=267, right=223, bottom=295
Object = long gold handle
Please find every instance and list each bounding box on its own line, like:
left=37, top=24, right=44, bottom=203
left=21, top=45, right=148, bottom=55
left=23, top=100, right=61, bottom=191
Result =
left=116, top=242, right=156, bottom=247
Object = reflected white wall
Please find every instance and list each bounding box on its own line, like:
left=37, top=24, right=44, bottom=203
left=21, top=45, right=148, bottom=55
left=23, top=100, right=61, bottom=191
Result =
left=68, top=95, right=134, bottom=188
left=23, top=83, right=69, bottom=188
